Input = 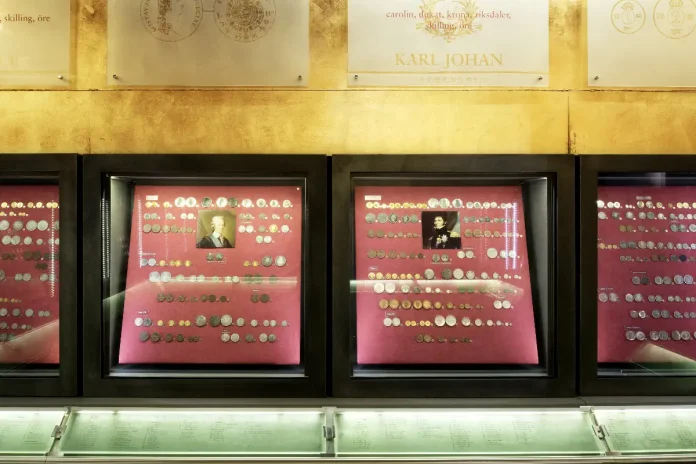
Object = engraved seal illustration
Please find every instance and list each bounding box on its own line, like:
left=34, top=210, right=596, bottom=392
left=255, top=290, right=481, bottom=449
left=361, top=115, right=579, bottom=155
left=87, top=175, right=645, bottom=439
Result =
left=141, top=0, right=204, bottom=42
left=611, top=0, right=646, bottom=34
left=214, top=0, right=276, bottom=42
left=416, top=0, right=483, bottom=43
left=653, top=0, right=696, bottom=39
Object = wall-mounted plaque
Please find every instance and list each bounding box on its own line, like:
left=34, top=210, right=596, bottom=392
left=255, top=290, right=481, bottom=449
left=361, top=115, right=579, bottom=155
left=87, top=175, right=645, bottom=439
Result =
left=347, top=0, right=549, bottom=87
left=0, top=0, right=71, bottom=86
left=107, top=0, right=309, bottom=87
left=589, top=0, right=696, bottom=87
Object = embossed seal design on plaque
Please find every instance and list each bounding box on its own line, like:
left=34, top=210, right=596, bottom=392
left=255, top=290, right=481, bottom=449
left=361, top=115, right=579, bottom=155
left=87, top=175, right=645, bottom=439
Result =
left=214, top=0, right=276, bottom=42
left=416, top=0, right=483, bottom=43
left=611, top=0, right=646, bottom=34
left=653, top=0, right=696, bottom=39
left=141, top=0, right=204, bottom=42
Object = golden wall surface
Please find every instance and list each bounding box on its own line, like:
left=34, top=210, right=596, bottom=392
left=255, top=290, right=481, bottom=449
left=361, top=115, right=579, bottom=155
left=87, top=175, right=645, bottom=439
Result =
left=0, top=0, right=693, bottom=155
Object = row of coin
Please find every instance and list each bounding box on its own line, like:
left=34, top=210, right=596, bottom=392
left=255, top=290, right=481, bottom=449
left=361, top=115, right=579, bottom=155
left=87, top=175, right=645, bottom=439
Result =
left=0, top=202, right=58, bottom=209
left=145, top=198, right=294, bottom=209
left=366, top=271, right=523, bottom=281
left=617, top=255, right=696, bottom=263
left=0, top=323, right=35, bottom=331
left=0, top=220, right=55, bottom=231
left=384, top=316, right=513, bottom=327
left=366, top=200, right=515, bottom=210
left=630, top=309, right=696, bottom=319
left=415, top=335, right=473, bottom=343
left=0, top=308, right=52, bottom=317
left=135, top=317, right=288, bottom=328
left=631, top=275, right=695, bottom=285
left=601, top=241, right=696, bottom=250
left=626, top=330, right=696, bottom=341
left=1, top=236, right=60, bottom=246
left=599, top=293, right=696, bottom=303
left=1, top=273, right=55, bottom=282
left=378, top=299, right=512, bottom=310
left=599, top=199, right=696, bottom=209
left=221, top=333, right=279, bottom=343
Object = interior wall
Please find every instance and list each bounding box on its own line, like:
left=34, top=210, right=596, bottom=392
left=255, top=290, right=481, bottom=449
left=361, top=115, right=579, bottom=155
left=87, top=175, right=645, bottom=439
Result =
left=0, top=0, right=693, bottom=155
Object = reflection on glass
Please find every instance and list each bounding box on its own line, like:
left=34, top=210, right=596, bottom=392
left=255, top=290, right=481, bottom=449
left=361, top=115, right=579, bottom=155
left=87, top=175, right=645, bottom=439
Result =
left=0, top=185, right=60, bottom=371
left=105, top=183, right=303, bottom=371
left=352, top=182, right=548, bottom=370
left=597, top=175, right=696, bottom=375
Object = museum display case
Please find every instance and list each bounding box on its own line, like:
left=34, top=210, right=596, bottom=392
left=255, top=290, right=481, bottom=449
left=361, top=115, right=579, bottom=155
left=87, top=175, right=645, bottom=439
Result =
left=580, top=155, right=696, bottom=396
left=331, top=155, right=576, bottom=398
left=0, top=155, right=77, bottom=397
left=82, top=155, right=327, bottom=397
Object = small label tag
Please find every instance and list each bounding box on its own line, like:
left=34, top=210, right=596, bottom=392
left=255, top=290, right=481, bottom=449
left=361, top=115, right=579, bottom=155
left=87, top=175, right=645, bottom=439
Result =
left=364, top=195, right=381, bottom=201
left=146, top=195, right=159, bottom=201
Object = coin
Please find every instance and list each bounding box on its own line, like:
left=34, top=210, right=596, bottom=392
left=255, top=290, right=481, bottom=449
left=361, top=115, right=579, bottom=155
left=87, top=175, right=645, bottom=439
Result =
left=195, top=315, right=207, bottom=327
left=139, top=332, right=149, bottom=342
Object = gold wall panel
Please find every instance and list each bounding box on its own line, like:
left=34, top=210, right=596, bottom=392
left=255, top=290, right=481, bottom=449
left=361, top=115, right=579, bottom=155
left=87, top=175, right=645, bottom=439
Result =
left=88, top=90, right=568, bottom=154
left=570, top=92, right=696, bottom=155
left=0, top=91, right=89, bottom=153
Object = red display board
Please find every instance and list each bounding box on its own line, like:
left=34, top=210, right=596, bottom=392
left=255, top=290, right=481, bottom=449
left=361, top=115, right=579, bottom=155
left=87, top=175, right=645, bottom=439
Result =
left=0, top=185, right=60, bottom=365
left=119, top=186, right=302, bottom=365
left=598, top=186, right=696, bottom=364
left=354, top=186, right=539, bottom=365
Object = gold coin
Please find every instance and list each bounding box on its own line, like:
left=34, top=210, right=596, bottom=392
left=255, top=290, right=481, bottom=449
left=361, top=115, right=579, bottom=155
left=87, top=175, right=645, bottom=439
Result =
left=368, top=272, right=376, bottom=280
left=389, top=203, right=395, bottom=209
left=159, top=260, right=166, bottom=266
left=376, top=272, right=384, bottom=280
left=157, top=320, right=164, bottom=327
left=419, top=321, right=425, bottom=327
left=163, top=202, right=172, bottom=208
left=385, top=273, right=392, bottom=280
left=252, top=261, right=259, bottom=267
left=446, top=303, right=454, bottom=310
left=425, top=321, right=431, bottom=327
left=400, top=273, right=406, bottom=279
left=619, top=225, right=626, bottom=232
left=599, top=243, right=606, bottom=249
left=168, top=320, right=175, bottom=327
left=175, top=260, right=182, bottom=267
left=169, top=260, right=176, bottom=266
left=10, top=202, right=16, bottom=208
left=145, top=201, right=152, bottom=208
left=402, top=300, right=412, bottom=309
left=27, top=202, right=34, bottom=208
left=414, top=273, right=421, bottom=280
left=423, top=300, right=432, bottom=310
left=413, top=300, right=422, bottom=310
left=366, top=202, right=373, bottom=209
left=184, top=320, right=191, bottom=327
left=178, top=320, right=185, bottom=326
left=406, top=274, right=413, bottom=279
left=379, top=299, right=389, bottom=309
left=395, top=203, right=402, bottom=209
left=389, top=299, right=400, bottom=310
left=434, top=302, right=442, bottom=310
left=185, top=260, right=192, bottom=267
left=243, top=261, right=250, bottom=267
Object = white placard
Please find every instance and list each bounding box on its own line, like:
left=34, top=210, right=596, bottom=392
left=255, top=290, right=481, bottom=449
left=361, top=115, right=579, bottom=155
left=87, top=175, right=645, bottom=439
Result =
left=108, top=0, right=309, bottom=87
left=589, top=0, right=696, bottom=87
left=348, top=0, right=549, bottom=87
left=0, top=0, right=71, bottom=86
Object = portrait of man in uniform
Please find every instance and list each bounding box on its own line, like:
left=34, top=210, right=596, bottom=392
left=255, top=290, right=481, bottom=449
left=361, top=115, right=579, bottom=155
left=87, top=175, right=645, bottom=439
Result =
left=422, top=211, right=461, bottom=249
left=196, top=211, right=236, bottom=248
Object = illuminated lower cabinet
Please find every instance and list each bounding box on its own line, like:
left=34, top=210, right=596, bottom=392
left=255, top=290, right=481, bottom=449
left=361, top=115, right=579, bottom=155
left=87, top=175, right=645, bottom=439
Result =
left=4, top=407, right=696, bottom=459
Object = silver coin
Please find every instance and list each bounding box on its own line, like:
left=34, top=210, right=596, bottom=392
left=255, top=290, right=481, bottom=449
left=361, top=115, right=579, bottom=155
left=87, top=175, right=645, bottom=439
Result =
left=26, top=220, right=37, bottom=231
left=675, top=275, right=684, bottom=285
left=236, top=318, right=245, bottom=327
left=37, top=221, right=48, bottom=231
left=221, top=333, right=231, bottom=343
left=625, top=294, right=634, bottom=302
left=427, top=198, right=439, bottom=208
left=638, top=310, right=647, bottom=319
left=0, top=236, right=9, bottom=246
left=629, top=310, right=638, bottom=319
left=0, top=308, right=7, bottom=317
left=22, top=273, right=30, bottom=282
left=149, top=272, right=160, bottom=282
left=625, top=331, right=636, bottom=341
left=11, top=236, right=20, bottom=246
left=259, top=333, right=268, bottom=343
left=673, top=330, right=682, bottom=341
left=221, top=315, right=233, bottom=327
left=661, top=309, right=671, bottom=318
left=636, top=331, right=646, bottom=341
left=230, top=333, right=240, bottom=343
left=439, top=198, right=450, bottom=208
left=195, top=315, right=206, bottom=327
left=650, top=331, right=660, bottom=341
left=134, top=317, right=143, bottom=327
left=275, top=256, right=287, bottom=267
left=0, top=221, right=8, bottom=231
left=186, top=197, right=197, bottom=208
left=652, top=309, right=661, bottom=318
left=682, top=331, right=692, bottom=341
left=245, top=334, right=254, bottom=343
left=12, top=221, right=23, bottom=231
left=11, top=309, right=20, bottom=317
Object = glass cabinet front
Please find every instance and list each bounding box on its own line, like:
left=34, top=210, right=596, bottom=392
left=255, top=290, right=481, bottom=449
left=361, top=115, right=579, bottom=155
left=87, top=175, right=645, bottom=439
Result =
left=102, top=177, right=306, bottom=375
left=350, top=176, right=554, bottom=376
left=597, top=173, right=696, bottom=376
left=0, top=182, right=61, bottom=375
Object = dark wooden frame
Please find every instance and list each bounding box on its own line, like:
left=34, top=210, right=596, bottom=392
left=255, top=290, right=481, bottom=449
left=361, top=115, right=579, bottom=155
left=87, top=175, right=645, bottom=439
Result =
left=82, top=155, right=327, bottom=398
left=0, top=154, right=79, bottom=397
left=332, top=155, right=576, bottom=398
left=580, top=155, right=696, bottom=396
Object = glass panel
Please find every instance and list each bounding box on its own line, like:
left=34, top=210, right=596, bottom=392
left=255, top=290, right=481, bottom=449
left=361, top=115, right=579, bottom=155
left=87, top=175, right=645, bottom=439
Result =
left=103, top=178, right=304, bottom=376
left=351, top=177, right=552, bottom=376
left=0, top=184, right=60, bottom=375
left=335, top=409, right=603, bottom=456
left=0, top=409, right=64, bottom=455
left=58, top=409, right=325, bottom=456
left=597, top=174, right=696, bottom=376
left=594, top=407, right=696, bottom=454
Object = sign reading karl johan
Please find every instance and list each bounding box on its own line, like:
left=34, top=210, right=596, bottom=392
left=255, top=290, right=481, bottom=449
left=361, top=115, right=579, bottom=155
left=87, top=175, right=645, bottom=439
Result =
left=108, top=0, right=307, bottom=86
left=0, top=0, right=71, bottom=86
left=348, top=0, right=549, bottom=87
left=589, top=0, right=696, bottom=87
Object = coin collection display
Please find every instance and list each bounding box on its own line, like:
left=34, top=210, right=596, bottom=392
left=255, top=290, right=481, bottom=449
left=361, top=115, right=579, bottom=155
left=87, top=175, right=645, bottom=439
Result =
left=119, top=186, right=302, bottom=365
left=0, top=186, right=60, bottom=364
left=354, top=186, right=538, bottom=365
left=597, top=187, right=696, bottom=363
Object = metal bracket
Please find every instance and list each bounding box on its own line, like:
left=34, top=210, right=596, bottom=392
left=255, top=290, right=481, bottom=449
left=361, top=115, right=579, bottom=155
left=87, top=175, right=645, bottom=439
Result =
left=592, top=424, right=609, bottom=439
left=51, top=425, right=66, bottom=439
left=320, top=407, right=337, bottom=458
left=323, top=425, right=335, bottom=440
